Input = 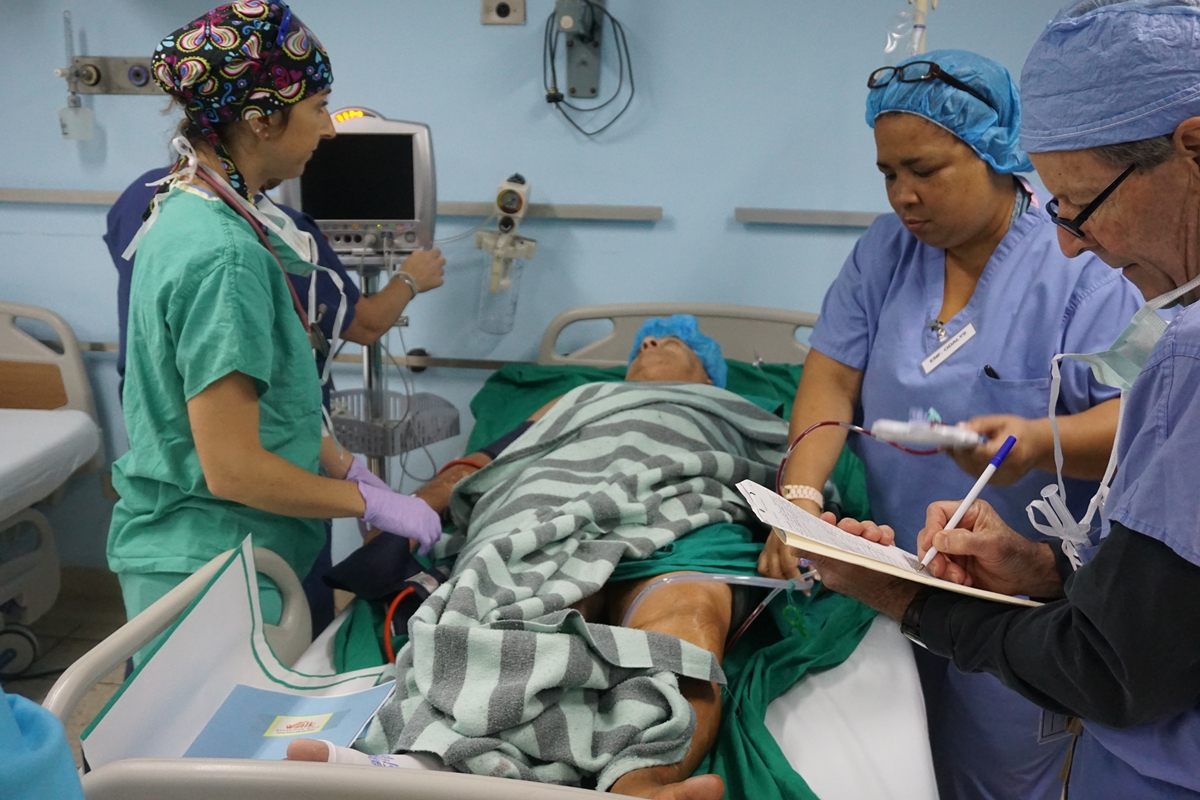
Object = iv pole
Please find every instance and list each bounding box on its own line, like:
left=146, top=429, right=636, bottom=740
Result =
left=909, top=0, right=937, bottom=54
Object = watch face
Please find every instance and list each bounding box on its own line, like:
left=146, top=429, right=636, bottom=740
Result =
left=901, top=628, right=929, bottom=650
left=497, top=188, right=523, bottom=215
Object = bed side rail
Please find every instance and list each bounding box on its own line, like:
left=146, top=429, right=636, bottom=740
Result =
left=42, top=547, right=311, bottom=725
left=81, top=759, right=603, bottom=800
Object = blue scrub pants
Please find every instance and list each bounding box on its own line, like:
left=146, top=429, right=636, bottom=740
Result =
left=915, top=646, right=1068, bottom=800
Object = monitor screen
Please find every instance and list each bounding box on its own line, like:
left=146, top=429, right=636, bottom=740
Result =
left=300, top=133, right=415, bottom=220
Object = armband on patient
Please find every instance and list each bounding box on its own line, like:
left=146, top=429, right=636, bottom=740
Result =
left=478, top=420, right=534, bottom=460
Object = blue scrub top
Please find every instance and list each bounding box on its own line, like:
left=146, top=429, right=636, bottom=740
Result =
left=0, top=690, right=83, bottom=800
left=809, top=200, right=1142, bottom=550
left=808, top=195, right=1145, bottom=800
left=103, top=167, right=361, bottom=406
left=1075, top=302, right=1200, bottom=797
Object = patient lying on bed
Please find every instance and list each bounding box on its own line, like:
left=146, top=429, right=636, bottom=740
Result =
left=290, top=318, right=787, bottom=800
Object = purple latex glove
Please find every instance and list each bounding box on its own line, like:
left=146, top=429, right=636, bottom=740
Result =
left=352, top=482, right=442, bottom=555
left=346, top=458, right=390, bottom=493
left=346, top=459, right=387, bottom=537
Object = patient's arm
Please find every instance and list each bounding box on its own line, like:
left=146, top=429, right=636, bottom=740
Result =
left=414, top=397, right=563, bottom=514
left=413, top=452, right=492, bottom=514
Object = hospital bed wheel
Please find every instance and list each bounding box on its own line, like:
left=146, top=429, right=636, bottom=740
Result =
left=0, top=624, right=39, bottom=677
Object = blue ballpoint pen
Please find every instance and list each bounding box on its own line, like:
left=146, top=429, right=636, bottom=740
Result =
left=918, top=435, right=1017, bottom=572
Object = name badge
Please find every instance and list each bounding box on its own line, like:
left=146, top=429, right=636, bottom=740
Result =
left=921, top=322, right=977, bottom=375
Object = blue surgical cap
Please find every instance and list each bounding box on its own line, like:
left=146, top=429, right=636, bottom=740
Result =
left=628, top=315, right=727, bottom=388
left=866, top=49, right=1034, bottom=174
left=1021, top=1, right=1200, bottom=152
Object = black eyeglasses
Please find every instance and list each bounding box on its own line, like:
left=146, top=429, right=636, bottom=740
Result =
left=1046, top=164, right=1136, bottom=239
left=868, top=61, right=996, bottom=112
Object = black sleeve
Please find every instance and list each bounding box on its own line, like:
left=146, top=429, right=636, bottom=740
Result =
left=918, top=522, right=1200, bottom=728
left=477, top=420, right=534, bottom=460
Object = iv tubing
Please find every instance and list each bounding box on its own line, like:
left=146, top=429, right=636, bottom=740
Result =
left=619, top=568, right=816, bottom=633
left=775, top=420, right=938, bottom=494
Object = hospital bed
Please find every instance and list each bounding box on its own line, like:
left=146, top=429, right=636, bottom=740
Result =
left=0, top=301, right=102, bottom=676
left=45, top=303, right=939, bottom=799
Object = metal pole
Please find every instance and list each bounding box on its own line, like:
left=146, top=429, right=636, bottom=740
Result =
left=358, top=265, right=388, bottom=483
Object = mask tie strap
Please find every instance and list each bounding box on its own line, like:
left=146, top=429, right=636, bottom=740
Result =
left=121, top=136, right=200, bottom=260
left=1079, top=389, right=1126, bottom=530
left=1047, top=355, right=1069, bottom=502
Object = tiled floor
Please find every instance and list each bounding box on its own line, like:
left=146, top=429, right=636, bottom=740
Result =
left=2, top=566, right=128, bottom=768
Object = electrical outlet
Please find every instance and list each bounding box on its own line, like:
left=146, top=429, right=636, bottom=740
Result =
left=482, top=0, right=525, bottom=25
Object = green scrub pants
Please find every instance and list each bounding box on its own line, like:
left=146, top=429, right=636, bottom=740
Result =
left=118, top=571, right=283, bottom=666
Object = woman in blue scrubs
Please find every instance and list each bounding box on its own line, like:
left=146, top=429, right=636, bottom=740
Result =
left=759, top=51, right=1144, bottom=800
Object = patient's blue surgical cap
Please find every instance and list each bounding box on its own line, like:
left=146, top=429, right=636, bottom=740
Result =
left=866, top=49, right=1033, bottom=174
left=628, top=315, right=727, bottom=388
left=1021, top=1, right=1200, bottom=152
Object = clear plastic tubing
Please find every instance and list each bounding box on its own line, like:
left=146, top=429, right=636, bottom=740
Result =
left=620, top=572, right=815, bottom=628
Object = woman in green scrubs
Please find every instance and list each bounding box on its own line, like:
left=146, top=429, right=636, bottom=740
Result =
left=109, top=1, right=440, bottom=642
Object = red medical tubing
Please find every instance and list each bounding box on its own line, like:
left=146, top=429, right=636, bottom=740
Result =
left=383, top=586, right=417, bottom=664
left=775, top=421, right=938, bottom=494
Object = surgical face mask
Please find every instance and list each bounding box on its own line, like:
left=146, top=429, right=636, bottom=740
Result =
left=253, top=194, right=321, bottom=275
left=1028, top=271, right=1200, bottom=567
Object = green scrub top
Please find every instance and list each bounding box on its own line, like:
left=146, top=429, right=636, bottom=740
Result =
left=108, top=184, right=324, bottom=582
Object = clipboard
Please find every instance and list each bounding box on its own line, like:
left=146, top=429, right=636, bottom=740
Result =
left=737, top=480, right=1041, bottom=608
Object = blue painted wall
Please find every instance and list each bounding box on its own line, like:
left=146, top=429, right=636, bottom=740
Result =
left=0, top=0, right=1059, bottom=567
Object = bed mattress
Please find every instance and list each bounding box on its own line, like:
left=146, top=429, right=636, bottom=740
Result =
left=765, top=615, right=939, bottom=799
left=0, top=408, right=100, bottom=522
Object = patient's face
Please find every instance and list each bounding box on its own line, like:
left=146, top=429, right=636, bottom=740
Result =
left=625, top=336, right=712, bottom=384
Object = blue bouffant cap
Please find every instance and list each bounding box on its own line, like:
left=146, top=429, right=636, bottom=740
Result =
left=866, top=49, right=1034, bottom=174
left=1021, top=1, right=1200, bottom=153
left=628, top=315, right=727, bottom=388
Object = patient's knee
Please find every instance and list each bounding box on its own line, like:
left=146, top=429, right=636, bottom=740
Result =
left=626, top=580, right=731, bottom=654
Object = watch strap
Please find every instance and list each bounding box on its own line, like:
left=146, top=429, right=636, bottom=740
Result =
left=901, top=585, right=937, bottom=649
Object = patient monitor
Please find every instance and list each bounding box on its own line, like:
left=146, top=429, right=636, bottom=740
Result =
left=279, top=107, right=436, bottom=257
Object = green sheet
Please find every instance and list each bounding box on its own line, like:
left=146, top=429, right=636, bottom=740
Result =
left=699, top=588, right=878, bottom=800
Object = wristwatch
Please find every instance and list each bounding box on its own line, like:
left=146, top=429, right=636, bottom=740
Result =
left=901, top=586, right=937, bottom=649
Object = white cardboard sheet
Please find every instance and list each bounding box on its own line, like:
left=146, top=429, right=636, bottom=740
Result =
left=82, top=540, right=392, bottom=770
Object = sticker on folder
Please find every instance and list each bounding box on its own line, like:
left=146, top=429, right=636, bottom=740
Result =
left=184, top=683, right=394, bottom=760
left=265, top=713, right=333, bottom=737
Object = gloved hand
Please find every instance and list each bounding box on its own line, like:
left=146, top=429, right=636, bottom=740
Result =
left=346, top=458, right=390, bottom=493
left=347, top=461, right=442, bottom=555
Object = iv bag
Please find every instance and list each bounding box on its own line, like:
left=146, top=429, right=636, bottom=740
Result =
left=884, top=10, right=923, bottom=57
left=478, top=257, right=523, bottom=335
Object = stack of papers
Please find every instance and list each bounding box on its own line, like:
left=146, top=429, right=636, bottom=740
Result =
left=736, top=480, right=1040, bottom=607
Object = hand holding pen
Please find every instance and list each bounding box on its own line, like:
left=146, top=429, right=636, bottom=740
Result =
left=918, top=435, right=1017, bottom=573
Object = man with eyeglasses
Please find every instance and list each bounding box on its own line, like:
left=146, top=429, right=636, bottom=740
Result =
left=803, top=3, right=1200, bottom=797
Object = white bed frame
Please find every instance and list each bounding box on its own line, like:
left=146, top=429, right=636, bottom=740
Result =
left=0, top=301, right=104, bottom=673
left=539, top=302, right=816, bottom=366
left=44, top=304, right=937, bottom=800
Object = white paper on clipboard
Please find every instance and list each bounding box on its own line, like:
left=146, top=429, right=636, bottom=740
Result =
left=737, top=480, right=1041, bottom=608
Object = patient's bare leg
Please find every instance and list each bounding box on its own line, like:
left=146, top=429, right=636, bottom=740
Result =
left=604, top=573, right=731, bottom=800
